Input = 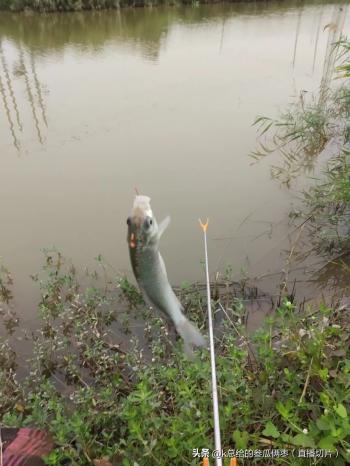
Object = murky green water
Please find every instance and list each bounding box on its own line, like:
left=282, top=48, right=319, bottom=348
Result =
left=0, top=1, right=349, bottom=321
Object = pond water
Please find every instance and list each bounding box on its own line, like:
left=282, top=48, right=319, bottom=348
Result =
left=0, top=1, right=349, bottom=322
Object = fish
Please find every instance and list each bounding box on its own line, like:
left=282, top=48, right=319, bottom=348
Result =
left=126, top=194, right=206, bottom=356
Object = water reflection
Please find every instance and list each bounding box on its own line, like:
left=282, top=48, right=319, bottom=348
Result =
left=0, top=2, right=348, bottom=153
left=312, top=8, right=323, bottom=73
left=292, top=7, right=303, bottom=67
left=19, top=46, right=44, bottom=145
left=0, top=64, right=20, bottom=150
left=30, top=51, right=48, bottom=128
left=0, top=1, right=347, bottom=57
left=292, top=3, right=348, bottom=84
left=0, top=43, right=22, bottom=132
left=0, top=41, right=47, bottom=151
left=313, top=254, right=350, bottom=293
left=253, top=3, right=348, bottom=182
left=319, top=4, right=348, bottom=104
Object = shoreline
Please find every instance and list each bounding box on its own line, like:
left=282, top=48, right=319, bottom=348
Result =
left=0, top=0, right=347, bottom=13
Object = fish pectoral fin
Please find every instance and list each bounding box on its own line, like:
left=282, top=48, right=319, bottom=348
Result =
left=158, top=216, right=171, bottom=239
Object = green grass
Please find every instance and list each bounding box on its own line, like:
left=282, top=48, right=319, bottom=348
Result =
left=1, top=252, right=350, bottom=465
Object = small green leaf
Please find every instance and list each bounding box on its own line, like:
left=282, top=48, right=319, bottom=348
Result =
left=276, top=401, right=290, bottom=419
left=232, top=430, right=249, bottom=449
left=316, top=416, right=331, bottom=431
left=262, top=421, right=280, bottom=439
left=320, top=392, right=330, bottom=407
left=335, top=403, right=347, bottom=419
left=319, top=436, right=336, bottom=450
left=292, top=433, right=315, bottom=448
left=281, top=433, right=293, bottom=443
left=318, top=368, right=329, bottom=381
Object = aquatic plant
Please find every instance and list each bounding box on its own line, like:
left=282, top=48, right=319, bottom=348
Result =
left=336, top=38, right=350, bottom=79
left=251, top=37, right=350, bottom=272
left=301, top=150, right=350, bottom=255
left=1, top=252, right=350, bottom=465
left=296, top=41, right=350, bottom=260
left=251, top=36, right=350, bottom=186
left=251, top=101, right=330, bottom=184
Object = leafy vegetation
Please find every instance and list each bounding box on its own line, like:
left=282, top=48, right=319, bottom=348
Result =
left=300, top=149, right=350, bottom=257
left=1, top=252, right=349, bottom=465
left=251, top=100, right=331, bottom=183
left=293, top=39, right=350, bottom=261
left=336, top=38, right=350, bottom=79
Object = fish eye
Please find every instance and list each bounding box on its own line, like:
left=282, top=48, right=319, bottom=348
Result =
left=126, top=217, right=131, bottom=226
left=144, top=217, right=152, bottom=229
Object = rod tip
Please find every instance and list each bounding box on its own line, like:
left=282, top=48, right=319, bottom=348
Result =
left=199, top=218, right=209, bottom=232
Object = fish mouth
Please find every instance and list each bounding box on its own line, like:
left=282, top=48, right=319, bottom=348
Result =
left=129, top=232, right=137, bottom=249
left=132, top=195, right=153, bottom=219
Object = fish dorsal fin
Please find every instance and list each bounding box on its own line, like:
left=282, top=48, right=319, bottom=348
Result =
left=158, top=216, right=170, bottom=239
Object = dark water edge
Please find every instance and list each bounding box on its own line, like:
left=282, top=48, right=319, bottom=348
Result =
left=0, top=0, right=347, bottom=12
left=0, top=0, right=347, bottom=54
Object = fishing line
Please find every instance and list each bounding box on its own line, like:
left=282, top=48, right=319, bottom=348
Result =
left=199, top=218, right=222, bottom=466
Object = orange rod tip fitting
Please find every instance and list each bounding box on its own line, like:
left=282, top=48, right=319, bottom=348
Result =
left=199, top=218, right=209, bottom=232
left=230, top=458, right=237, bottom=466
left=202, top=458, right=210, bottom=466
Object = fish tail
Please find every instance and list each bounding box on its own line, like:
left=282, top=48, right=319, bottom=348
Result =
left=176, top=318, right=207, bottom=358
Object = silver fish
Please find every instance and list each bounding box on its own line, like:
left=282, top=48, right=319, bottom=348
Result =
left=127, top=195, right=206, bottom=356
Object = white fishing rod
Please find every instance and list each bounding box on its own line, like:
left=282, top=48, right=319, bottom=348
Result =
left=199, top=219, right=222, bottom=466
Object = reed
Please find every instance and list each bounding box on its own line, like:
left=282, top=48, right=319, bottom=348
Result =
left=252, top=37, right=350, bottom=186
